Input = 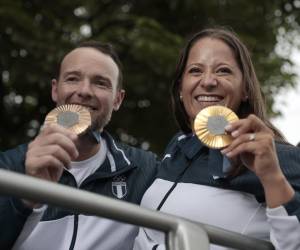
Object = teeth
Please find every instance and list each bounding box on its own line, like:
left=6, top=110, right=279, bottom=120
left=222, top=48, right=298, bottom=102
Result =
left=196, top=96, right=222, bottom=102
left=77, top=104, right=94, bottom=110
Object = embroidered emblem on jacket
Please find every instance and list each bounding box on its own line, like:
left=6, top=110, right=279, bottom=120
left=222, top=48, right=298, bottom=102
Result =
left=112, top=175, right=127, bottom=199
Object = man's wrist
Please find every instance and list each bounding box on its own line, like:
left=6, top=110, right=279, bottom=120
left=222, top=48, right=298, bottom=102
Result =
left=22, top=199, right=43, bottom=209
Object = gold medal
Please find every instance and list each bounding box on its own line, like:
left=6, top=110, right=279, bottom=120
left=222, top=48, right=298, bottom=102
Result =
left=44, top=104, right=91, bottom=135
left=194, top=105, right=239, bottom=149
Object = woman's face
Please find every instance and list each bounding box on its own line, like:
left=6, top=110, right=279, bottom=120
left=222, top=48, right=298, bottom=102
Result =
left=180, top=37, right=246, bottom=124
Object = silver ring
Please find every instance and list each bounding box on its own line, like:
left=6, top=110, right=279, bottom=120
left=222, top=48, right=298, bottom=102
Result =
left=249, top=133, right=256, bottom=141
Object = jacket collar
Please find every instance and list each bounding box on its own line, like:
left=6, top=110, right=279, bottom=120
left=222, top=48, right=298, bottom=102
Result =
left=102, top=131, right=131, bottom=166
left=176, top=133, right=227, bottom=178
left=84, top=131, right=135, bottom=182
left=62, top=131, right=134, bottom=183
left=177, top=133, right=205, bottom=160
left=88, top=130, right=132, bottom=170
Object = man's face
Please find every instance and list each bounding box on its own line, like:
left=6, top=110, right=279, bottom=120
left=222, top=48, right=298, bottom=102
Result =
left=51, top=47, right=124, bottom=131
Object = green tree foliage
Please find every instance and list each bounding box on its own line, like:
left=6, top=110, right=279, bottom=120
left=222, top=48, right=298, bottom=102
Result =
left=1, top=0, right=299, bottom=154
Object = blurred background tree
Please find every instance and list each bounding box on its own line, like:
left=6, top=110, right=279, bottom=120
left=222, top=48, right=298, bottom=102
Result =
left=1, top=0, right=300, bottom=155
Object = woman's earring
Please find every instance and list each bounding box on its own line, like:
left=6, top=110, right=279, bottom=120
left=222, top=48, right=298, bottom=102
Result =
left=179, top=95, right=183, bottom=101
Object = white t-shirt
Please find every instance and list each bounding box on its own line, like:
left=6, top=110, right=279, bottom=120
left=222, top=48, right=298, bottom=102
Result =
left=68, top=137, right=107, bottom=186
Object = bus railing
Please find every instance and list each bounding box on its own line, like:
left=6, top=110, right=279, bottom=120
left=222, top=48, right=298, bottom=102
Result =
left=0, top=169, right=274, bottom=250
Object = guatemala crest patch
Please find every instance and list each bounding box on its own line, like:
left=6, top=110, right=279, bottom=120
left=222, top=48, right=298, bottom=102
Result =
left=112, top=175, right=127, bottom=199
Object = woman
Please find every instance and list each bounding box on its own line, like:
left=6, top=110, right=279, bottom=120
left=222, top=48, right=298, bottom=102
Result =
left=134, top=28, right=300, bottom=250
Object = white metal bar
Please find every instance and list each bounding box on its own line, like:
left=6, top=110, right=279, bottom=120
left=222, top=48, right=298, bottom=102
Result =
left=0, top=169, right=274, bottom=250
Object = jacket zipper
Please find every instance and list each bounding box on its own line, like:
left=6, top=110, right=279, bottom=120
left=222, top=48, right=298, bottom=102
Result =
left=67, top=173, right=79, bottom=250
left=69, top=213, right=79, bottom=250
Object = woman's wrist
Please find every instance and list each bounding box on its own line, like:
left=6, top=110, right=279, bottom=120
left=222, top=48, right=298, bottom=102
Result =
left=260, top=173, right=295, bottom=208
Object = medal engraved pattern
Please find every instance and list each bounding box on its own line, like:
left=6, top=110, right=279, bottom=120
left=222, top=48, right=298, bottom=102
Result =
left=207, top=115, right=229, bottom=135
left=44, top=104, right=91, bottom=135
left=194, top=105, right=239, bottom=149
left=57, top=111, right=79, bottom=128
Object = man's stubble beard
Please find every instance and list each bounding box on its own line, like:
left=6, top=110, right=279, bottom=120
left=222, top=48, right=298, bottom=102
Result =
left=90, top=111, right=113, bottom=132
left=78, top=112, right=112, bottom=143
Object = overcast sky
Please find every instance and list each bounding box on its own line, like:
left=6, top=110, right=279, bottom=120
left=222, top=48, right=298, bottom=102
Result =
left=272, top=49, right=300, bottom=146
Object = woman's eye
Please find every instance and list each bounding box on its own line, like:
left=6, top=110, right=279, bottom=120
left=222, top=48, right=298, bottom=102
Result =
left=217, top=67, right=231, bottom=74
left=188, top=67, right=202, bottom=74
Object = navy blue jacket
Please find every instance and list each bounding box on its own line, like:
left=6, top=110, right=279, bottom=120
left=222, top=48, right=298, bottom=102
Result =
left=158, top=133, right=300, bottom=217
left=134, top=133, right=300, bottom=250
left=0, top=131, right=159, bottom=250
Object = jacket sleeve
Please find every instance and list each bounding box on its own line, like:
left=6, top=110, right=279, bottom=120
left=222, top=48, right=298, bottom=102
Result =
left=267, top=144, right=300, bottom=250
left=0, top=145, right=33, bottom=250
left=133, top=227, right=166, bottom=250
left=267, top=200, right=300, bottom=250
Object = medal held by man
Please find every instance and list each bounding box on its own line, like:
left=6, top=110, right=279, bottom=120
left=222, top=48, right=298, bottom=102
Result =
left=44, top=104, right=91, bottom=135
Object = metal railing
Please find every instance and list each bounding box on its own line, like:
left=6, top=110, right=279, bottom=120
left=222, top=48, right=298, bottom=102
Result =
left=0, top=169, right=274, bottom=250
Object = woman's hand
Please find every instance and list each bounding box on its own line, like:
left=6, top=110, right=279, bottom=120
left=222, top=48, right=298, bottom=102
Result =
left=221, top=114, right=279, bottom=179
left=221, top=114, right=294, bottom=208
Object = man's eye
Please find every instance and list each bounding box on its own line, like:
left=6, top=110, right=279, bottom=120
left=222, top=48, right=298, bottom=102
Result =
left=94, top=80, right=111, bottom=88
left=96, top=80, right=105, bottom=85
left=66, top=77, right=78, bottom=82
left=95, top=80, right=105, bottom=85
left=92, top=76, right=112, bottom=88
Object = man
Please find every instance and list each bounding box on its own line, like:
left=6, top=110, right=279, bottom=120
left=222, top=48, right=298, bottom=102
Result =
left=0, top=41, right=158, bottom=250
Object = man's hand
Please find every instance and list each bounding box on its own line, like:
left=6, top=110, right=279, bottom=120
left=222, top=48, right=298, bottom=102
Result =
left=23, top=124, right=78, bottom=208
